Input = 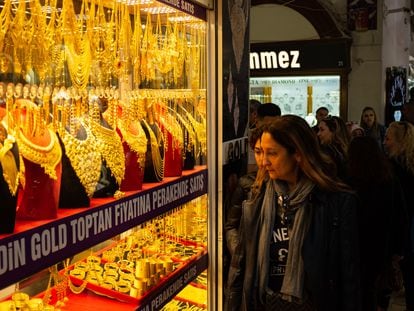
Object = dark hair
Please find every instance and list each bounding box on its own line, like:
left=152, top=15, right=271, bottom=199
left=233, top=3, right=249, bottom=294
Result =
left=249, top=99, right=261, bottom=113
left=249, top=126, right=263, bottom=150
left=348, top=136, right=392, bottom=187
left=262, top=115, right=349, bottom=192
left=257, top=102, right=281, bottom=118
left=316, top=106, right=329, bottom=114
left=320, top=115, right=350, bottom=156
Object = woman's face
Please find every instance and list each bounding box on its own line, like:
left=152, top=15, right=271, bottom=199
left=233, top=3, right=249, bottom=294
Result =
left=261, top=132, right=298, bottom=186
left=317, top=121, right=333, bottom=145
left=362, top=109, right=375, bottom=128
left=253, top=138, right=263, bottom=168
left=383, top=127, right=398, bottom=156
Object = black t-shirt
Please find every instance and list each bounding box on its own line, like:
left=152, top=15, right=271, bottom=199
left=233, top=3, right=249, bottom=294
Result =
left=268, top=213, right=290, bottom=292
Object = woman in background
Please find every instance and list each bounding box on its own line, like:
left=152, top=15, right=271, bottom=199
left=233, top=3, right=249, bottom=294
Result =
left=317, top=115, right=350, bottom=181
left=360, top=106, right=386, bottom=149
left=348, top=136, right=407, bottom=311
left=384, top=121, right=414, bottom=311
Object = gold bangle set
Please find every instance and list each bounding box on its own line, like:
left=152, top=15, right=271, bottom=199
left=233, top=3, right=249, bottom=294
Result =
left=69, top=252, right=179, bottom=299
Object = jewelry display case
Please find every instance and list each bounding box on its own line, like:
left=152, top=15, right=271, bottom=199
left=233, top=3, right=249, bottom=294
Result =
left=0, top=0, right=211, bottom=309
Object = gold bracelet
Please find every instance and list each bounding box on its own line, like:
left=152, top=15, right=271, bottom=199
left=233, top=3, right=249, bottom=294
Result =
left=118, top=260, right=133, bottom=270
left=119, top=273, right=134, bottom=284
left=75, top=262, right=89, bottom=271
left=87, top=255, right=101, bottom=265
left=101, top=278, right=117, bottom=291
left=102, top=250, right=116, bottom=262
left=103, top=270, right=118, bottom=280
left=70, top=268, right=86, bottom=280
left=86, top=273, right=102, bottom=285
left=104, top=262, right=119, bottom=272
left=11, top=292, right=29, bottom=308
left=119, top=266, right=134, bottom=279
left=117, top=280, right=131, bottom=294
left=90, top=264, right=103, bottom=275
left=27, top=298, right=44, bottom=311
left=0, top=300, right=16, bottom=311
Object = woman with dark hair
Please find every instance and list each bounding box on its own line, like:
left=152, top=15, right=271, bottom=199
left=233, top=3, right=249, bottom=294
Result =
left=348, top=136, right=407, bottom=311
left=226, top=115, right=361, bottom=311
left=360, top=106, right=387, bottom=149
left=317, top=115, right=350, bottom=181
left=384, top=121, right=414, bottom=311
left=225, top=126, right=265, bottom=256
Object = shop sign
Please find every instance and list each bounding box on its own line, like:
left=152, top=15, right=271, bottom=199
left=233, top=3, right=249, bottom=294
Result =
left=157, top=0, right=207, bottom=20
left=250, top=40, right=350, bottom=73
left=250, top=50, right=301, bottom=70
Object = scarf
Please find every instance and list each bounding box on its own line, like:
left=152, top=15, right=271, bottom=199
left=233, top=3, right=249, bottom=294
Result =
left=257, top=177, right=314, bottom=304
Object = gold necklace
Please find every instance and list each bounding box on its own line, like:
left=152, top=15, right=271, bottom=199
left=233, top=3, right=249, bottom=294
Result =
left=90, top=120, right=125, bottom=186
left=0, top=0, right=12, bottom=54
left=62, top=0, right=92, bottom=89
left=16, top=127, right=62, bottom=180
left=131, top=3, right=142, bottom=87
left=0, top=134, right=19, bottom=195
left=117, top=119, right=147, bottom=169
left=59, top=120, right=102, bottom=197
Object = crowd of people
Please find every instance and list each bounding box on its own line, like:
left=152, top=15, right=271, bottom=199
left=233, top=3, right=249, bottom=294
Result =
left=224, top=100, right=414, bottom=311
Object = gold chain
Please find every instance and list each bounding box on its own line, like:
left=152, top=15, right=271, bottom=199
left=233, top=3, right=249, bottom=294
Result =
left=90, top=120, right=125, bottom=185
left=117, top=119, right=147, bottom=169
left=16, top=127, right=62, bottom=180
left=59, top=120, right=102, bottom=197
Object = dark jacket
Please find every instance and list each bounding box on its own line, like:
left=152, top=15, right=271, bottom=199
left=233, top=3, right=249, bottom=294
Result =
left=226, top=185, right=361, bottom=311
left=225, top=172, right=256, bottom=256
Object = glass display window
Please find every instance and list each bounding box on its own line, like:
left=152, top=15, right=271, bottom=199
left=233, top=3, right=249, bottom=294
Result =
left=0, top=0, right=210, bottom=310
left=250, top=75, right=341, bottom=118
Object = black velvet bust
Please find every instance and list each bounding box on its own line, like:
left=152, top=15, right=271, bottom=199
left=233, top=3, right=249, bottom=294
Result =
left=57, top=133, right=90, bottom=208
left=0, top=141, right=19, bottom=233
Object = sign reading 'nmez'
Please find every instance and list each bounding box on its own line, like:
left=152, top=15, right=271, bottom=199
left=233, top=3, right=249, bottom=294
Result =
left=250, top=50, right=301, bottom=70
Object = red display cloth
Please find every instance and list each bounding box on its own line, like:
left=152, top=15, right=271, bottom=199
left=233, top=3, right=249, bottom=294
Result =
left=16, top=158, right=62, bottom=220
left=118, top=129, right=144, bottom=192
left=162, top=128, right=182, bottom=178
left=49, top=290, right=136, bottom=311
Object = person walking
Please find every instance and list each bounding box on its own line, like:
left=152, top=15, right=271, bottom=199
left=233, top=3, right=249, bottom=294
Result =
left=226, top=115, right=361, bottom=311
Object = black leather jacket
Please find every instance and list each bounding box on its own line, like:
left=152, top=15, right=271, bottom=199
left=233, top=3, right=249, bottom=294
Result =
left=226, top=185, right=361, bottom=311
